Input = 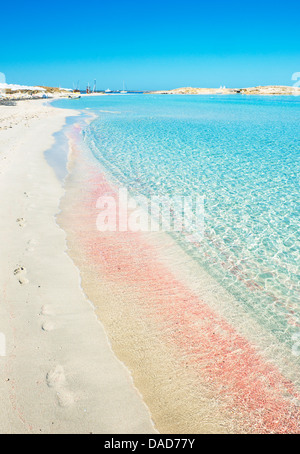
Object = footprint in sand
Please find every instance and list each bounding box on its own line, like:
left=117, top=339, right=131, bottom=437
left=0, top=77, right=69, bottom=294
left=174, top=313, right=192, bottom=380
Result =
left=40, top=304, right=55, bottom=331
left=46, top=365, right=75, bottom=408
left=57, top=390, right=75, bottom=408
left=41, top=321, right=54, bottom=332
left=40, top=305, right=53, bottom=316
left=16, top=217, right=26, bottom=228
left=46, top=365, right=66, bottom=388
left=26, top=239, right=38, bottom=252
left=13, top=266, right=29, bottom=285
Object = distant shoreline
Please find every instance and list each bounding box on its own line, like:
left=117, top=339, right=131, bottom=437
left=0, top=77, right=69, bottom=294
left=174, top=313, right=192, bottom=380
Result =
left=146, top=85, right=300, bottom=96
left=2, top=85, right=300, bottom=103
left=46, top=87, right=300, bottom=106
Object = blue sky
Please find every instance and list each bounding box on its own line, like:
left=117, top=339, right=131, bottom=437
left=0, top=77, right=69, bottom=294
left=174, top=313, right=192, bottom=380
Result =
left=1, top=0, right=299, bottom=90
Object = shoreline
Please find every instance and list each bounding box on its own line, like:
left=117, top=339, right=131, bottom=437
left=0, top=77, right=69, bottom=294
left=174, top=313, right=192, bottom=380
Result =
left=1, top=97, right=299, bottom=434
left=58, top=106, right=300, bottom=434
left=0, top=99, right=156, bottom=433
left=1, top=84, right=300, bottom=105
left=146, top=85, right=300, bottom=96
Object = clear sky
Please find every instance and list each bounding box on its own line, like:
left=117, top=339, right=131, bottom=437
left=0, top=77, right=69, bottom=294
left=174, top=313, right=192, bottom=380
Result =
left=1, top=0, right=299, bottom=90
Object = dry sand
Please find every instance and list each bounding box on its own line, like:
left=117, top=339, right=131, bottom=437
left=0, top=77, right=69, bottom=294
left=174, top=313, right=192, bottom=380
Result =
left=0, top=100, right=156, bottom=434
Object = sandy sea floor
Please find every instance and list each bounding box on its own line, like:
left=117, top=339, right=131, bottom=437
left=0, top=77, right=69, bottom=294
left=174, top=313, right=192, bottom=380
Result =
left=58, top=115, right=300, bottom=434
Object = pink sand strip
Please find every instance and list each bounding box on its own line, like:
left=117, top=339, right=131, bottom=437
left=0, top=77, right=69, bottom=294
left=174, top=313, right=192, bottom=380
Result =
left=68, top=134, right=300, bottom=433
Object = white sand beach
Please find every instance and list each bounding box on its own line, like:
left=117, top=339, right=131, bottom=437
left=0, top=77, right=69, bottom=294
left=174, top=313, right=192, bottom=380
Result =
left=0, top=100, right=156, bottom=434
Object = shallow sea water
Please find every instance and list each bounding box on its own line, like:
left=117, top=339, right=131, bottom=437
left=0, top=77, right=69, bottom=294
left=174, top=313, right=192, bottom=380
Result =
left=54, top=94, right=300, bottom=432
left=55, top=94, right=300, bottom=349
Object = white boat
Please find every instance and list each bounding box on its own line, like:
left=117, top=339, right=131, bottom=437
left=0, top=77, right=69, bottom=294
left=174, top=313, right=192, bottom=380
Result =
left=120, top=82, right=127, bottom=94
left=105, top=88, right=113, bottom=93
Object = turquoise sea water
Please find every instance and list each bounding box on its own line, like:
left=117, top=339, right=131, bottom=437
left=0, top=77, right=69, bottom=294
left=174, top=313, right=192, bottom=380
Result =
left=54, top=94, right=300, bottom=353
